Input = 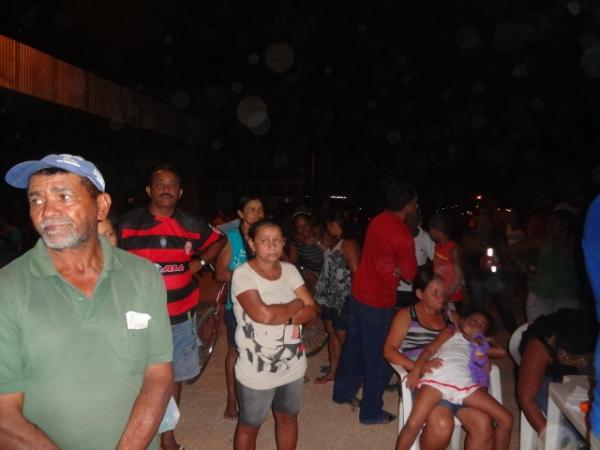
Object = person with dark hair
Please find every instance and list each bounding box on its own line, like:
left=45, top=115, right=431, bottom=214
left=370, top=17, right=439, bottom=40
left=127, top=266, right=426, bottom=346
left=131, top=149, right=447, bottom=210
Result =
left=582, top=193, right=600, bottom=448
left=333, top=181, right=418, bottom=425
left=231, top=219, right=316, bottom=450
left=313, top=209, right=361, bottom=384
left=384, top=266, right=496, bottom=449
left=510, top=209, right=580, bottom=322
left=118, top=164, right=226, bottom=450
left=215, top=195, right=265, bottom=419
left=461, top=209, right=517, bottom=332
left=0, top=154, right=173, bottom=449
left=397, top=310, right=511, bottom=450
left=429, top=212, right=464, bottom=312
left=396, top=209, right=435, bottom=308
left=517, top=309, right=596, bottom=442
left=287, top=211, right=324, bottom=294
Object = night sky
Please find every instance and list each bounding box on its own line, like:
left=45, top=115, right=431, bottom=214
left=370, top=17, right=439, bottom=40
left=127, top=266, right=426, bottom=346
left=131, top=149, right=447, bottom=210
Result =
left=1, top=0, right=600, bottom=217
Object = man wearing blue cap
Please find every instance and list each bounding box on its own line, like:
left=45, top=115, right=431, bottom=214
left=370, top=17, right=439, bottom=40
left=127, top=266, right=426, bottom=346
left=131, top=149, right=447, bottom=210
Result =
left=0, top=154, right=174, bottom=449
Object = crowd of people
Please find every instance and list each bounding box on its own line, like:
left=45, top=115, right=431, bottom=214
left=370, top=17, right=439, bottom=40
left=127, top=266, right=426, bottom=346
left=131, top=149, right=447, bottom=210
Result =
left=0, top=152, right=599, bottom=450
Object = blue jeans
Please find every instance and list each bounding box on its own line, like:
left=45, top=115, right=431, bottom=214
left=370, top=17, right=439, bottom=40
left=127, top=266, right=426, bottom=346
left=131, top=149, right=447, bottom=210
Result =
left=333, top=296, right=395, bottom=423
left=466, top=271, right=517, bottom=332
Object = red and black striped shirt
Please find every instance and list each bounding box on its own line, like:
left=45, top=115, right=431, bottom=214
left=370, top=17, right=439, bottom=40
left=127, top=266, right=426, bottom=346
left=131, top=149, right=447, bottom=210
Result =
left=118, top=207, right=223, bottom=319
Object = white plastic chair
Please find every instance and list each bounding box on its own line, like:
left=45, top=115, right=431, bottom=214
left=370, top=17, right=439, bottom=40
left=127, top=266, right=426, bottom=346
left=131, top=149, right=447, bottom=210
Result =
left=391, top=363, right=503, bottom=450
left=508, top=323, right=537, bottom=450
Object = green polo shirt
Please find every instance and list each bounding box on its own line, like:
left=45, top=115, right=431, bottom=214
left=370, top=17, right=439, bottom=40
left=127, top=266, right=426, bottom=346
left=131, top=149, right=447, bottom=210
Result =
left=0, top=237, right=173, bottom=450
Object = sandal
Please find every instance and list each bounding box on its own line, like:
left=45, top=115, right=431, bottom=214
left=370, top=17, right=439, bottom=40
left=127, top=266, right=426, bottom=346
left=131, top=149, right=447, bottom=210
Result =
left=313, top=374, right=334, bottom=384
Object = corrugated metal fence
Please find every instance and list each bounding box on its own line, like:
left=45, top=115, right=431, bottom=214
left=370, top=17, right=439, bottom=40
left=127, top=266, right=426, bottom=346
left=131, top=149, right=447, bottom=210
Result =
left=0, top=34, right=203, bottom=142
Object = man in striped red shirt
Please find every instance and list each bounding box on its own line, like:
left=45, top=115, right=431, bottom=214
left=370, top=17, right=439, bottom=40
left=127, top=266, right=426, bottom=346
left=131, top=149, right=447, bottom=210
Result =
left=118, top=164, right=225, bottom=450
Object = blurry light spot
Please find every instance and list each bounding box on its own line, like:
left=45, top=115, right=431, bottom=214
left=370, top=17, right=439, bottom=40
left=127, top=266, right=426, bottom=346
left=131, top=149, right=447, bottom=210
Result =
left=286, top=73, right=298, bottom=85
left=451, top=113, right=470, bottom=131
left=357, top=24, right=368, bottom=34
left=471, top=81, right=486, bottom=95
left=387, top=130, right=402, bottom=144
left=247, top=110, right=268, bottom=128
left=567, top=1, right=581, bottom=15
left=272, top=152, right=289, bottom=169
left=165, top=35, right=174, bottom=45
left=171, top=90, right=190, bottom=109
left=322, top=112, right=335, bottom=123
left=265, top=42, right=295, bottom=74
left=249, top=115, right=271, bottom=135
left=230, top=81, right=243, bottom=94
left=324, top=66, right=333, bottom=75
left=211, top=138, right=223, bottom=150
left=274, top=14, right=287, bottom=30
left=442, top=90, right=453, bottom=101
left=456, top=27, right=482, bottom=55
left=237, top=96, right=268, bottom=130
left=512, top=63, right=530, bottom=78
left=162, top=55, right=174, bottom=67
left=248, top=53, right=259, bottom=65
left=379, top=87, right=390, bottom=97
left=205, top=85, right=229, bottom=108
left=471, top=115, right=487, bottom=130
left=581, top=46, right=600, bottom=79
left=401, top=75, right=411, bottom=84
left=366, top=99, right=377, bottom=110
left=220, top=1, right=231, bottom=14
left=53, top=13, right=72, bottom=32
left=530, top=97, right=544, bottom=111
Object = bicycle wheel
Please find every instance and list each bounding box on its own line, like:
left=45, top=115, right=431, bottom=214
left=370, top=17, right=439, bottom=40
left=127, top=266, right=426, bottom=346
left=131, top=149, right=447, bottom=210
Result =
left=303, top=314, right=329, bottom=357
left=196, top=301, right=220, bottom=375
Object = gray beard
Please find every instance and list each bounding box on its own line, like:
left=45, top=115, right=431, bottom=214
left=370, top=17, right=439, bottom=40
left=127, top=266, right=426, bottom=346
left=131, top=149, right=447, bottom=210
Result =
left=41, top=227, right=93, bottom=250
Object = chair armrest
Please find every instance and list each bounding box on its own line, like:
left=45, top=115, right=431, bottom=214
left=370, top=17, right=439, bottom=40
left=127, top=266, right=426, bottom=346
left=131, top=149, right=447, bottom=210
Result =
left=489, top=364, right=503, bottom=404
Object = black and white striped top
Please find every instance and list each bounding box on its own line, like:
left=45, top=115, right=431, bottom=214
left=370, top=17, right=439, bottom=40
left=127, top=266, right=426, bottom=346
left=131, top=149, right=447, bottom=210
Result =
left=400, top=305, right=454, bottom=360
left=292, top=237, right=324, bottom=274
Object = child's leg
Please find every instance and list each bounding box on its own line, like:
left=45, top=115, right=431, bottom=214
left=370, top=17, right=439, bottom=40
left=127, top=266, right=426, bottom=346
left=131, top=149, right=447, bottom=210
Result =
left=463, top=389, right=513, bottom=450
left=396, top=385, right=443, bottom=450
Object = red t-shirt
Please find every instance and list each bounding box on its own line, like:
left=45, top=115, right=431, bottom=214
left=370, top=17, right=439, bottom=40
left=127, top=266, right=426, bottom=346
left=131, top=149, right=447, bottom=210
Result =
left=434, top=240, right=464, bottom=302
left=118, top=207, right=223, bottom=318
left=352, top=211, right=417, bottom=308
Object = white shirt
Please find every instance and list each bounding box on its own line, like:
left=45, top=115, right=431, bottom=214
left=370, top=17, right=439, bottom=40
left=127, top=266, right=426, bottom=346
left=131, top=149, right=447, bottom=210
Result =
left=231, top=261, right=307, bottom=389
left=397, top=227, right=435, bottom=292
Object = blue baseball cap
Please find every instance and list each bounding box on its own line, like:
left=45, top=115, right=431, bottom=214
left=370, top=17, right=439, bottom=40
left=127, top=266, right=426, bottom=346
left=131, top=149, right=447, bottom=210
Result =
left=5, top=154, right=105, bottom=192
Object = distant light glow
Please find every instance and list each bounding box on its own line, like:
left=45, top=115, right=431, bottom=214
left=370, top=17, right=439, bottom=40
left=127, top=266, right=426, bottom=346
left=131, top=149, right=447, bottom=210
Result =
left=330, top=195, right=347, bottom=200
left=265, top=42, right=294, bottom=74
left=171, top=90, right=190, bottom=109
left=230, top=81, right=243, bottom=94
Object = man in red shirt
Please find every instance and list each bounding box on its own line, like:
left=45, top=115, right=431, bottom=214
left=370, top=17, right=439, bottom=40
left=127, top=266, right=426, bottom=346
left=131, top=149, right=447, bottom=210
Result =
left=118, top=164, right=225, bottom=450
left=333, top=181, right=418, bottom=425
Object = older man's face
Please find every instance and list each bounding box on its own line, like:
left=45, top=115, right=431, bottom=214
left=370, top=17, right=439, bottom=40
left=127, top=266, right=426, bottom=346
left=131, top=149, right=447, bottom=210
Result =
left=28, top=172, right=99, bottom=250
